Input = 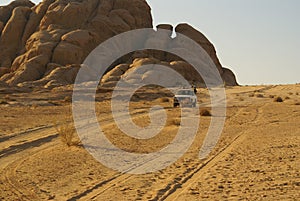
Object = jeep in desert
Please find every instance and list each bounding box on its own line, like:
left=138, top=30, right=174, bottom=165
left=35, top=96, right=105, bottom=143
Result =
left=173, top=89, right=197, bottom=107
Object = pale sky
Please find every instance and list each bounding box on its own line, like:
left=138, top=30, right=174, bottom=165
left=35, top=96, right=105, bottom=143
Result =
left=1, top=0, right=299, bottom=85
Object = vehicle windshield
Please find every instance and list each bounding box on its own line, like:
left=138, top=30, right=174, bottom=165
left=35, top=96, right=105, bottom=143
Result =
left=176, top=90, right=194, bottom=96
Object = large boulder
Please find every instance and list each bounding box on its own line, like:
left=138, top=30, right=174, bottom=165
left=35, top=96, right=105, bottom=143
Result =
left=0, top=6, right=32, bottom=67
left=21, top=0, right=55, bottom=47
left=0, top=0, right=34, bottom=25
left=7, top=55, right=49, bottom=85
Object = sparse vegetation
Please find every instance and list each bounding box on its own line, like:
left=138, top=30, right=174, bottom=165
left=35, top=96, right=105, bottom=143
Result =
left=200, top=109, right=212, bottom=116
left=269, top=95, right=275, bottom=98
left=249, top=93, right=255, bottom=97
left=295, top=102, right=300, bottom=105
left=239, top=97, right=244, bottom=101
left=274, top=96, right=283, bottom=102
left=256, top=94, right=264, bottom=98
left=172, top=118, right=181, bottom=126
left=55, top=121, right=80, bottom=147
left=296, top=92, right=299, bottom=95
left=285, top=96, right=290, bottom=100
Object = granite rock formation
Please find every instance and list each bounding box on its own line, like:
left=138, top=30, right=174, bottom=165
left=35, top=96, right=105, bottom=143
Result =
left=0, top=0, right=237, bottom=88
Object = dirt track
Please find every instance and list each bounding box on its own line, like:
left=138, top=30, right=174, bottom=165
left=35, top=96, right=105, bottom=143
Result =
left=0, top=85, right=299, bottom=200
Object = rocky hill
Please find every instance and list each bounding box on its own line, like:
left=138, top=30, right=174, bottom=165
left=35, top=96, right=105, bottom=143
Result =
left=0, top=0, right=237, bottom=89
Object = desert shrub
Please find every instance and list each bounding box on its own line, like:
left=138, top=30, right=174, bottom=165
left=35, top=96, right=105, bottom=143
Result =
left=274, top=96, right=283, bottom=102
left=269, top=95, right=275, bottom=98
left=172, top=118, right=181, bottom=126
left=256, top=94, right=264, bottom=98
left=285, top=96, right=290, bottom=100
left=200, top=109, right=212, bottom=116
left=288, top=92, right=293, bottom=95
left=249, top=93, right=255, bottom=97
left=55, top=122, right=80, bottom=147
left=239, top=97, right=244, bottom=101
left=295, top=102, right=300, bottom=105
left=296, top=92, right=299, bottom=95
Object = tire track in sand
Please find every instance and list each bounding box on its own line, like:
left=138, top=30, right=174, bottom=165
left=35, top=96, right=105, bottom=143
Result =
left=160, top=105, right=265, bottom=201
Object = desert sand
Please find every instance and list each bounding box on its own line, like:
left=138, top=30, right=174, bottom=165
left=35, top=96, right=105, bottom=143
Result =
left=0, top=84, right=299, bottom=201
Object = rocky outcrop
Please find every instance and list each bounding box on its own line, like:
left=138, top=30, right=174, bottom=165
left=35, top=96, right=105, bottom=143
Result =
left=0, top=0, right=237, bottom=88
left=115, top=23, right=238, bottom=86
left=0, top=67, right=10, bottom=77
left=101, top=58, right=204, bottom=88
left=0, top=0, right=34, bottom=25
left=109, top=24, right=238, bottom=86
left=174, top=23, right=237, bottom=86
left=0, top=0, right=152, bottom=88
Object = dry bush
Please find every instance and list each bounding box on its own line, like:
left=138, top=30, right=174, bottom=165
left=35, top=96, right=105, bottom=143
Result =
left=285, top=96, right=291, bottom=100
left=249, top=93, right=255, bottom=97
left=171, top=118, right=181, bottom=126
left=239, top=97, right=244, bottom=101
left=200, top=109, right=212, bottom=116
left=288, top=92, right=293, bottom=95
left=256, top=94, right=264, bottom=98
left=55, top=121, right=80, bottom=147
left=269, top=95, right=275, bottom=98
left=274, top=96, right=283, bottom=102
left=296, top=92, right=299, bottom=95
left=295, top=102, right=300, bottom=105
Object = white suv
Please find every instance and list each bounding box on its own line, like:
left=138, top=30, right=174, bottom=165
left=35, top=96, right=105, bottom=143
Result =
left=173, top=89, right=197, bottom=107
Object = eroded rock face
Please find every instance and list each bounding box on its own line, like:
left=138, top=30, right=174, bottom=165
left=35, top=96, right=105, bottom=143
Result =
left=0, top=6, right=32, bottom=67
left=0, top=0, right=34, bottom=25
left=0, top=0, right=152, bottom=87
left=0, top=67, right=10, bottom=77
left=174, top=23, right=237, bottom=86
left=101, top=59, right=204, bottom=88
left=0, top=0, right=237, bottom=88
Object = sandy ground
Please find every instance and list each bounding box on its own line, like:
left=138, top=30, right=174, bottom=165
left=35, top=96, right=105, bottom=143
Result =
left=0, top=84, right=299, bottom=200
